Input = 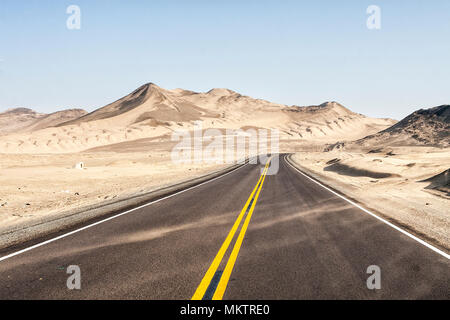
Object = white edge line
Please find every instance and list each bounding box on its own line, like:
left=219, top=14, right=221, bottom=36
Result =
left=284, top=155, right=450, bottom=260
left=0, top=162, right=250, bottom=262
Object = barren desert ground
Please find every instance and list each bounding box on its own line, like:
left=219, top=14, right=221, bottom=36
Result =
left=0, top=150, right=233, bottom=247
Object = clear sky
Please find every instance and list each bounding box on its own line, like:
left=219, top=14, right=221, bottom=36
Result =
left=0, top=0, right=449, bottom=120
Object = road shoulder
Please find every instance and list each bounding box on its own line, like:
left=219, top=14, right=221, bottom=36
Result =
left=285, top=154, right=449, bottom=256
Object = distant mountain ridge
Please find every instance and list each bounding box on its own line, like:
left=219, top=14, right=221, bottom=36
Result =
left=0, top=82, right=396, bottom=153
left=3, top=107, right=37, bottom=114
left=0, top=108, right=86, bottom=136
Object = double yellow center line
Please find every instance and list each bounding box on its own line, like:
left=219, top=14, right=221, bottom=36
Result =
left=192, top=159, right=271, bottom=300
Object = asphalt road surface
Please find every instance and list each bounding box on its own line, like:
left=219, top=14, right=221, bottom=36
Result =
left=0, top=154, right=448, bottom=299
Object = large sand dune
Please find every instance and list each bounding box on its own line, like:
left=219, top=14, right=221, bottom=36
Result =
left=0, top=83, right=395, bottom=154
left=0, top=108, right=86, bottom=136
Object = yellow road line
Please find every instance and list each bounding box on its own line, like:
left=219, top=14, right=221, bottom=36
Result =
left=212, top=161, right=270, bottom=300
left=191, top=161, right=269, bottom=300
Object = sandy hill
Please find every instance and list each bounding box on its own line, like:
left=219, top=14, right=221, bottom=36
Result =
left=22, top=109, right=87, bottom=132
left=0, top=108, right=86, bottom=136
left=0, top=83, right=395, bottom=153
left=59, top=83, right=218, bottom=127
left=280, top=102, right=396, bottom=140
left=354, top=105, right=449, bottom=148
left=0, top=108, right=45, bottom=135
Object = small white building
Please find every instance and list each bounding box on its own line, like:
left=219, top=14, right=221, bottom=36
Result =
left=74, top=162, right=84, bottom=170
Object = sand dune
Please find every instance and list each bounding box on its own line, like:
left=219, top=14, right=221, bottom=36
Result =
left=0, top=83, right=395, bottom=154
left=0, top=108, right=45, bottom=135
left=20, top=109, right=87, bottom=132
left=59, top=83, right=219, bottom=126
left=0, top=108, right=86, bottom=136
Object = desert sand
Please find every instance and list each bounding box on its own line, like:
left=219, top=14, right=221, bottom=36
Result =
left=0, top=150, right=227, bottom=235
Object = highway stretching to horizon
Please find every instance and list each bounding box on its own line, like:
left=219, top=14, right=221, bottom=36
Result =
left=0, top=155, right=448, bottom=299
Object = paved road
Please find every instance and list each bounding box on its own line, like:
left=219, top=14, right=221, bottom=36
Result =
left=0, top=154, right=448, bottom=299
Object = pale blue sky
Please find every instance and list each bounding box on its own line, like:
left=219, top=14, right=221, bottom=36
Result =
left=0, top=0, right=449, bottom=120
